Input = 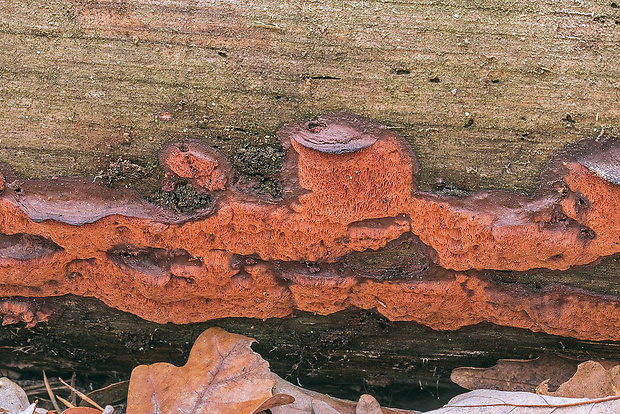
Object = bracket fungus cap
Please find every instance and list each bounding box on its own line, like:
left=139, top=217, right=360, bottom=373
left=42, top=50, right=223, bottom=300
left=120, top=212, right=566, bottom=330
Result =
left=282, top=112, right=381, bottom=154
left=577, top=138, right=620, bottom=185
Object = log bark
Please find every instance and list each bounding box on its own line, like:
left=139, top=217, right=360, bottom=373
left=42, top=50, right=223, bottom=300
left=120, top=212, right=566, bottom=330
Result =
left=1, top=0, right=618, bottom=193
left=0, top=0, right=619, bottom=411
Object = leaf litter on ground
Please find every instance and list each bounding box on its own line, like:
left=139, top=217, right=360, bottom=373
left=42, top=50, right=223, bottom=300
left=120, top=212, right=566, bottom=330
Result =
left=123, top=327, right=620, bottom=413
left=5, top=327, right=620, bottom=414
left=451, top=353, right=580, bottom=392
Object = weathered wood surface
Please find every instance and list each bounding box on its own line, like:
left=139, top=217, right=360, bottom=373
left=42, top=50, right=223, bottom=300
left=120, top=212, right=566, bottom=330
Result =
left=1, top=0, right=618, bottom=193
left=0, top=0, right=619, bottom=411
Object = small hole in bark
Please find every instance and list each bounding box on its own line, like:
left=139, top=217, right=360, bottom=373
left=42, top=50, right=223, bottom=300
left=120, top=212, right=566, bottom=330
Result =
left=307, top=121, right=327, bottom=133
left=310, top=75, right=341, bottom=80
left=611, top=2, right=618, bottom=8
left=395, top=69, right=410, bottom=75
left=463, top=118, right=474, bottom=128
left=579, top=227, right=596, bottom=241
left=217, top=51, right=227, bottom=58
left=562, top=113, right=575, bottom=125
left=574, top=193, right=590, bottom=215
left=67, top=272, right=81, bottom=281
left=429, top=76, right=440, bottom=83
left=549, top=212, right=568, bottom=224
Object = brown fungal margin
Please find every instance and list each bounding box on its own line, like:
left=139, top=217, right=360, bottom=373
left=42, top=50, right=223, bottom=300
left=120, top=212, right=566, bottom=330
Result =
left=0, top=113, right=619, bottom=340
left=0, top=298, right=57, bottom=327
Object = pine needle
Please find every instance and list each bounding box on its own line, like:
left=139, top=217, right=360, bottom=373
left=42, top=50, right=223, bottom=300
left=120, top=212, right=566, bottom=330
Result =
left=70, top=372, right=77, bottom=406
left=58, top=377, right=104, bottom=411
left=42, top=370, right=62, bottom=414
left=56, top=395, right=75, bottom=409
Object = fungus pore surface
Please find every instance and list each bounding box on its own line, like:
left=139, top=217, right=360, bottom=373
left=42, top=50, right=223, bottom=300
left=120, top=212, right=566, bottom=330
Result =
left=0, top=113, right=619, bottom=340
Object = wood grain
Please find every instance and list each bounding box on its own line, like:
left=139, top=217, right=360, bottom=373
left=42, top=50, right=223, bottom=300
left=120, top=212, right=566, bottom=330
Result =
left=1, top=0, right=618, bottom=193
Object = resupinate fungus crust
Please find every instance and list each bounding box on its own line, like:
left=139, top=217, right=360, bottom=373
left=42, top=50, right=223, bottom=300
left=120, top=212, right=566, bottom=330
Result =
left=0, top=112, right=619, bottom=341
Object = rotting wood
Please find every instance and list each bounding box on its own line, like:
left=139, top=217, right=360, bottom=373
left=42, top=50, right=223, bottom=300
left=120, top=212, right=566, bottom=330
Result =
left=0, top=113, right=618, bottom=342
left=0, top=0, right=619, bottom=409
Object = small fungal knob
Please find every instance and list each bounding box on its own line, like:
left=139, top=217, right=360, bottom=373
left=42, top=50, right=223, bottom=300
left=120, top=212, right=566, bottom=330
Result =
left=283, top=112, right=380, bottom=154
left=160, top=142, right=231, bottom=192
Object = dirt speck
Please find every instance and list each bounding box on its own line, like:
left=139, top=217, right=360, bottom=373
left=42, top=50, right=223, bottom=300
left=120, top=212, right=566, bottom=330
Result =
left=150, top=183, right=211, bottom=213
left=158, top=111, right=174, bottom=122
left=233, top=144, right=285, bottom=198
left=96, top=157, right=152, bottom=187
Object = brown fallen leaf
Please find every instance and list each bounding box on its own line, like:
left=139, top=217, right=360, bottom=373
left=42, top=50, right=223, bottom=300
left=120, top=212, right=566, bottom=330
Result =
left=269, top=374, right=414, bottom=414
left=269, top=374, right=358, bottom=414
left=426, top=389, right=620, bottom=413
left=356, top=394, right=382, bottom=414
left=0, top=378, right=45, bottom=414
left=62, top=408, right=101, bottom=414
left=451, top=353, right=579, bottom=392
left=252, top=393, right=295, bottom=413
left=81, top=381, right=129, bottom=408
left=537, top=360, right=620, bottom=398
left=126, top=327, right=274, bottom=414
left=312, top=400, right=341, bottom=414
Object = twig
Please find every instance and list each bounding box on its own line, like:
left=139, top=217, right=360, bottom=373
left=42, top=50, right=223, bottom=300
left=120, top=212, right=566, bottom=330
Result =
left=42, top=371, right=62, bottom=414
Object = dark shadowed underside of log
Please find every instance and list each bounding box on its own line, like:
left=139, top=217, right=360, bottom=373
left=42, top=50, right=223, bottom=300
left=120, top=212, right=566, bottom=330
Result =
left=3, top=296, right=620, bottom=411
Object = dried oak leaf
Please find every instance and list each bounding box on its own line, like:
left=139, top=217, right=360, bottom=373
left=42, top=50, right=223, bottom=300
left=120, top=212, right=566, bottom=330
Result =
left=536, top=360, right=620, bottom=398
left=426, top=389, right=620, bottom=413
left=312, top=400, right=341, bottom=414
left=451, top=353, right=579, bottom=392
left=269, top=374, right=358, bottom=414
left=126, top=327, right=274, bottom=414
left=356, top=394, right=382, bottom=414
left=82, top=381, right=129, bottom=407
left=0, top=378, right=47, bottom=413
left=270, top=374, right=413, bottom=414
left=252, top=394, right=295, bottom=413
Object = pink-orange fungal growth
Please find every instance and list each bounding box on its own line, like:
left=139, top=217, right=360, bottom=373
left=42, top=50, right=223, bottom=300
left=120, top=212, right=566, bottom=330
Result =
left=0, top=113, right=618, bottom=340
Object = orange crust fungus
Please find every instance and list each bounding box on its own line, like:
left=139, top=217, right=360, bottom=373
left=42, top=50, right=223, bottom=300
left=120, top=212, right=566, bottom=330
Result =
left=0, top=113, right=619, bottom=340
